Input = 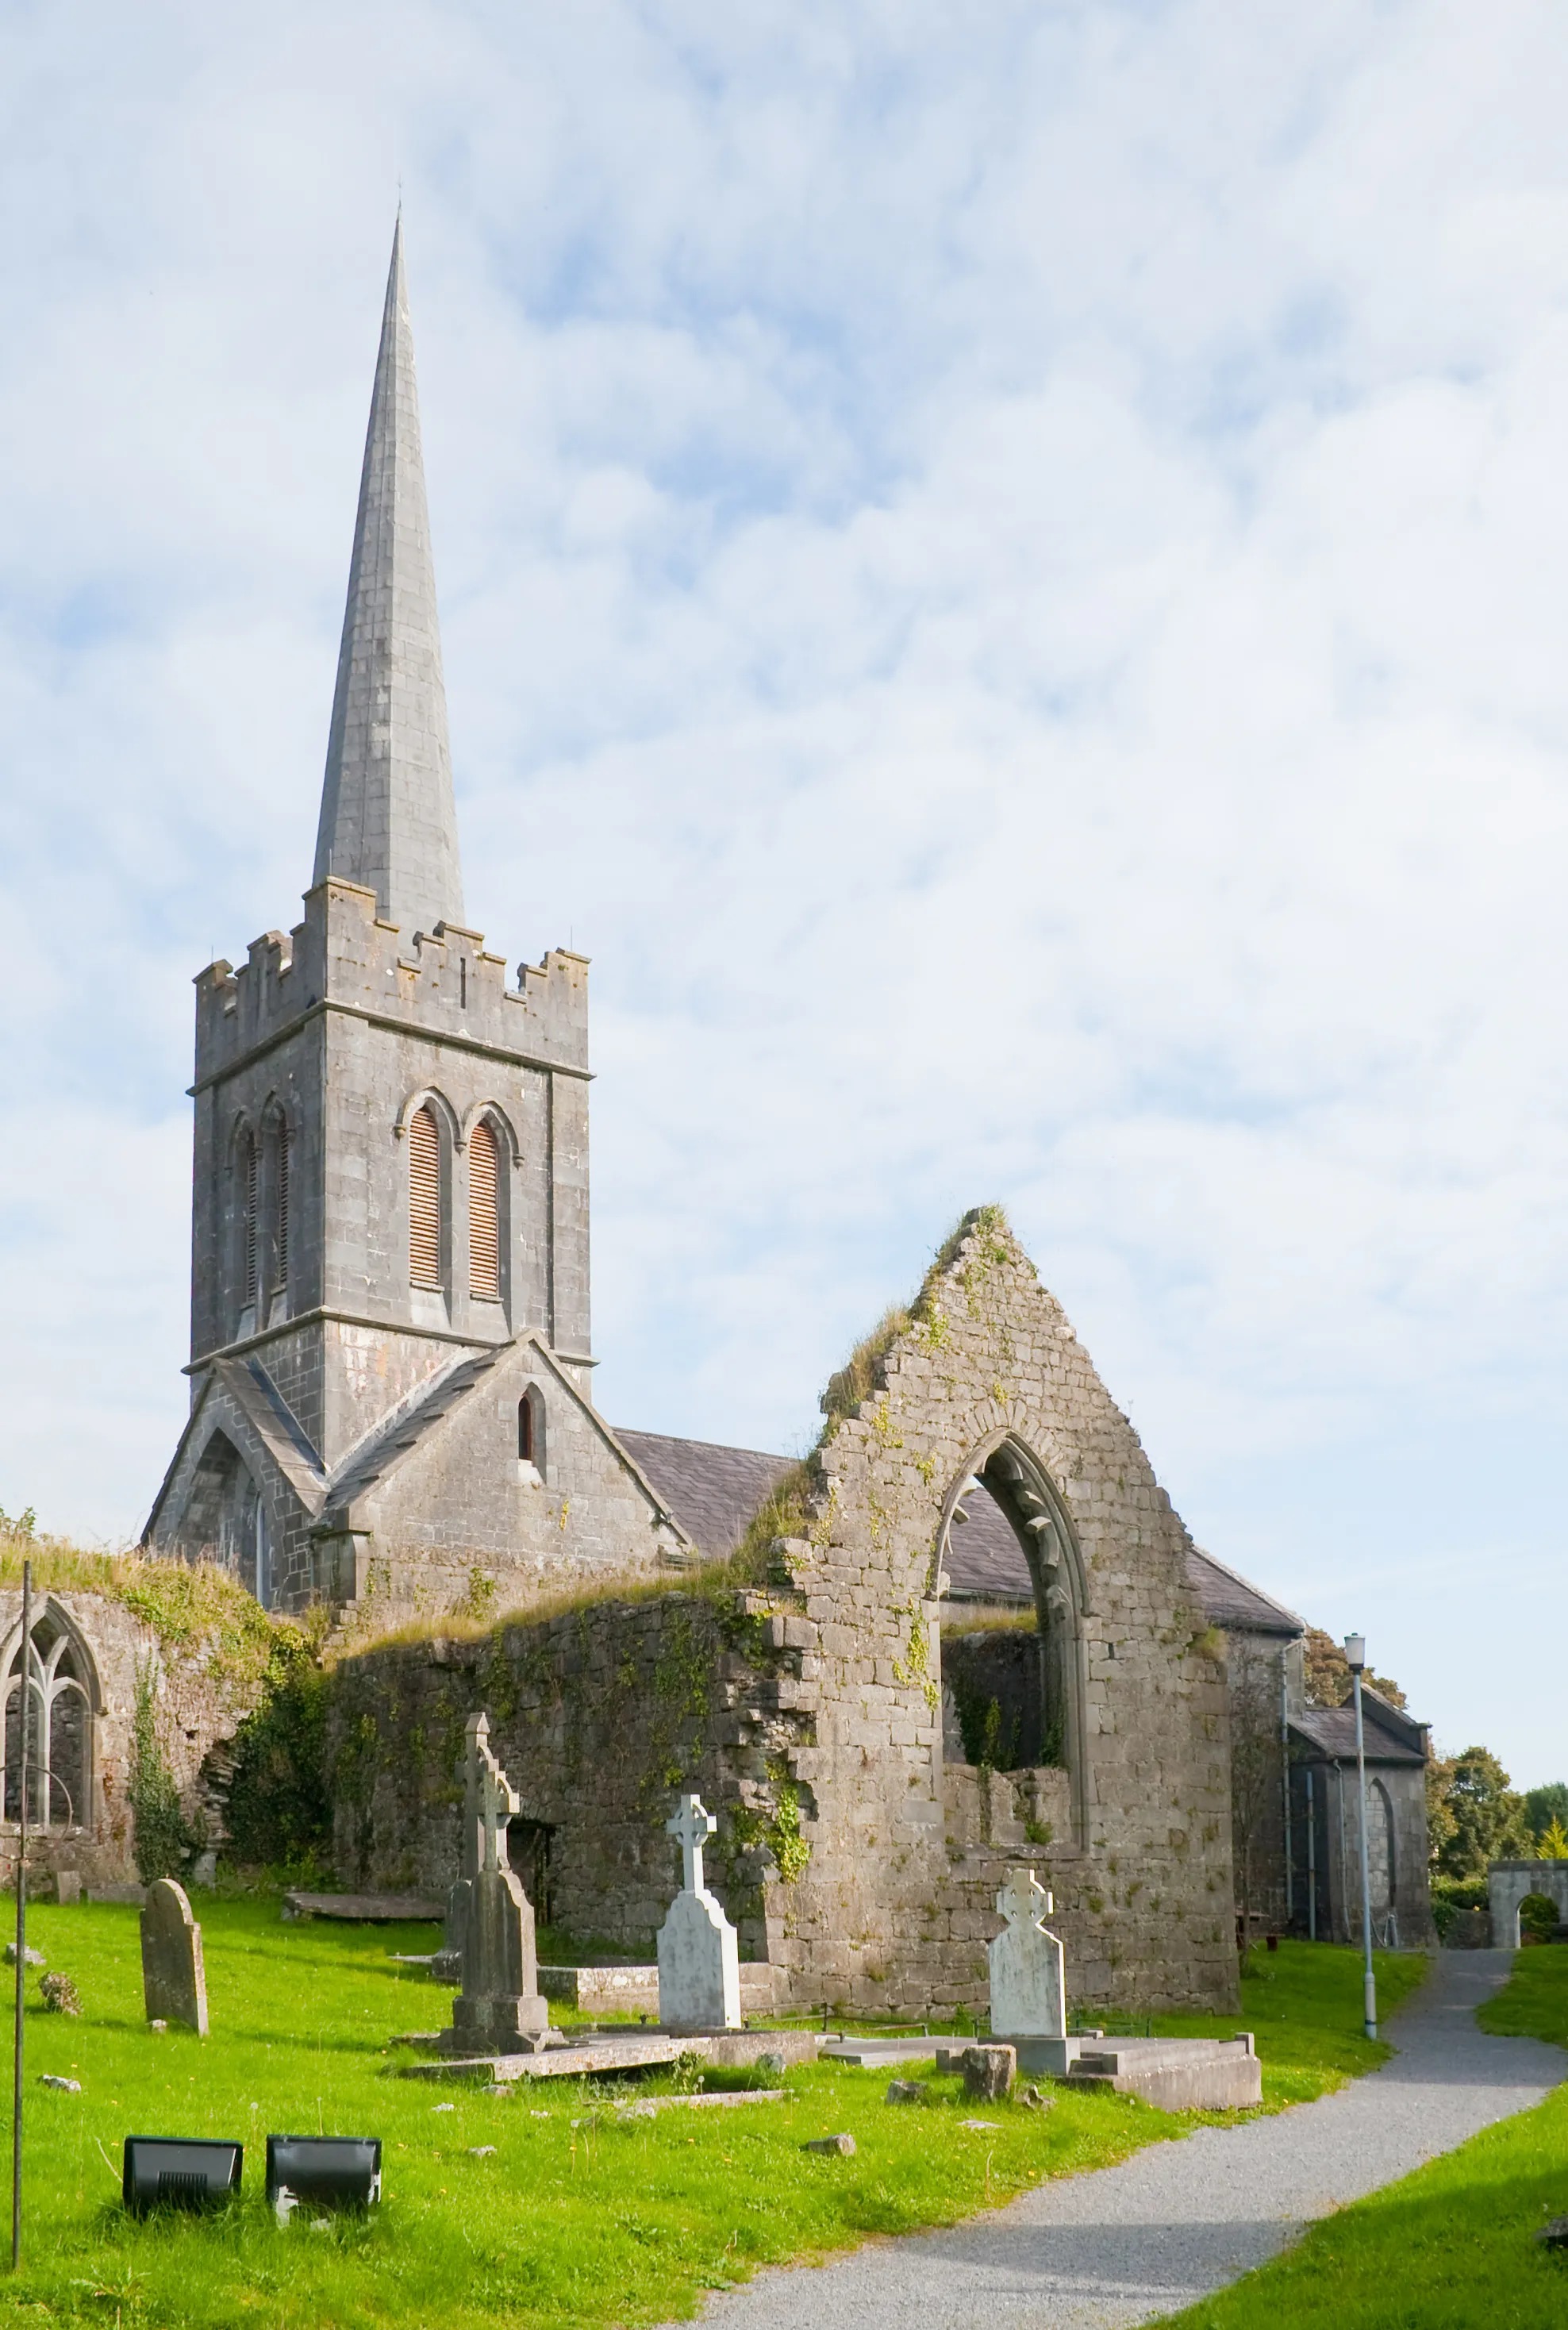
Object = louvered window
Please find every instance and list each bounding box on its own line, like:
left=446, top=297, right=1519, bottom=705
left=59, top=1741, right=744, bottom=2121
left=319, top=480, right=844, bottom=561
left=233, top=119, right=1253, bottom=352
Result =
left=409, top=1105, right=442, bottom=1289
left=469, top=1120, right=500, bottom=1300
left=275, top=1121, right=290, bottom=1289
left=243, top=1135, right=259, bottom=1309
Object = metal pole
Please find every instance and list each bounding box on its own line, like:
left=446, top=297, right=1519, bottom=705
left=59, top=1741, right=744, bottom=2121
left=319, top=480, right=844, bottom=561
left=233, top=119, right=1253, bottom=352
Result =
left=12, top=1558, right=31, bottom=2270
left=1351, top=1666, right=1377, bottom=2040
left=1305, top=1767, right=1317, bottom=1942
left=1281, top=1651, right=1293, bottom=1932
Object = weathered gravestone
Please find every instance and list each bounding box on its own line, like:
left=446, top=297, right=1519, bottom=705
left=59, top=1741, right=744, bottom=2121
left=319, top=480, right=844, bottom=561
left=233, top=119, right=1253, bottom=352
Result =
left=438, top=1714, right=550, bottom=2055
left=140, top=1878, right=208, bottom=2036
left=989, top=1867, right=1067, bottom=2073
left=657, top=1794, right=741, bottom=2033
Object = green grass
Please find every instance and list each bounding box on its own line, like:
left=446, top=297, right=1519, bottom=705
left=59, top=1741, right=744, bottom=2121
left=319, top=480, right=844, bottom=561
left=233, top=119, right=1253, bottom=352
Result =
left=0, top=1909, right=1422, bottom=2328
left=1160, top=1947, right=1568, bottom=2329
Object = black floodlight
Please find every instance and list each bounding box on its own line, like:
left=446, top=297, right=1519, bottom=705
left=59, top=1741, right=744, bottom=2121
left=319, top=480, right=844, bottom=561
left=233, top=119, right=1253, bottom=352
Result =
left=122, top=2136, right=242, bottom=2213
left=266, top=2136, right=382, bottom=2210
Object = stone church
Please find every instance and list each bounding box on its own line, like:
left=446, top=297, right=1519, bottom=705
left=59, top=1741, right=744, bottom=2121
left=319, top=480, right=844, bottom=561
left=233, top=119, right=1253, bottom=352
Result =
left=132, top=225, right=1427, bottom=2009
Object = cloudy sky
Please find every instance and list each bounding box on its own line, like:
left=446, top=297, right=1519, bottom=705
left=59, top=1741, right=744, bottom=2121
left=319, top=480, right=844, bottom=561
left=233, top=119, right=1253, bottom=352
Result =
left=3, top=1, right=1566, bottom=1783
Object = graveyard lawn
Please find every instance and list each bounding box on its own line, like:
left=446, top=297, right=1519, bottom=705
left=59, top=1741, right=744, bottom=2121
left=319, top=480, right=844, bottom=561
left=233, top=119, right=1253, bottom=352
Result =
left=1159, top=1946, right=1568, bottom=2330
left=0, top=1907, right=1423, bottom=2330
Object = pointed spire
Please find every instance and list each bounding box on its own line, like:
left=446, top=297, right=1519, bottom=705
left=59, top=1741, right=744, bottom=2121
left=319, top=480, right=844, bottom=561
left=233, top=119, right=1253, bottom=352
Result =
left=313, top=217, right=466, bottom=932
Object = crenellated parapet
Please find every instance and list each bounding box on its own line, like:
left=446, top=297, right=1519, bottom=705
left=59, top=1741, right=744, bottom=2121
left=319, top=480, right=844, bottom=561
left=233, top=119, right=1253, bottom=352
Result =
left=194, top=879, right=588, bottom=1091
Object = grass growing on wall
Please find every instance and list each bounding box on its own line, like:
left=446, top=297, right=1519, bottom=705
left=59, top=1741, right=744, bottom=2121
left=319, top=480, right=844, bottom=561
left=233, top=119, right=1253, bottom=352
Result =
left=1159, top=1948, right=1568, bottom=2329
left=0, top=1523, right=289, bottom=1705
left=0, top=1917, right=1420, bottom=2330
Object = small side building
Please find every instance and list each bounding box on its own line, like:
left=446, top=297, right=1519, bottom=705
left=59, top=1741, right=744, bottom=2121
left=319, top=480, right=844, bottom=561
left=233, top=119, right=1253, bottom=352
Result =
left=1290, top=1694, right=1435, bottom=1948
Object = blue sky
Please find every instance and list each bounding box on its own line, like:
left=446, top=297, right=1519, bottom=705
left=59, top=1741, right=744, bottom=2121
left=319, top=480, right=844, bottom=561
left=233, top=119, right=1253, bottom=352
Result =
left=3, top=0, right=1566, bottom=1782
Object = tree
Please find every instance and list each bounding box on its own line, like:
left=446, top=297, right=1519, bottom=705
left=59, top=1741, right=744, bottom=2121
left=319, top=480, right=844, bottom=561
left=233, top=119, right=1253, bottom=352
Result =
left=1524, top=1782, right=1568, bottom=1844
left=1432, top=1745, right=1530, bottom=1882
left=1535, top=1817, right=1568, bottom=1861
left=1301, top=1627, right=1406, bottom=1710
left=1228, top=1638, right=1286, bottom=1956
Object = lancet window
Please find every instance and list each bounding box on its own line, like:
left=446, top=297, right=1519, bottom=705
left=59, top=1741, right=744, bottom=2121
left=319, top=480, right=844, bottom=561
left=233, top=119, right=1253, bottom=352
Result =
left=2, top=1607, right=95, bottom=1832
left=409, top=1105, right=443, bottom=1290
left=469, top=1119, right=501, bottom=1301
left=518, top=1386, right=546, bottom=1478
left=241, top=1128, right=259, bottom=1312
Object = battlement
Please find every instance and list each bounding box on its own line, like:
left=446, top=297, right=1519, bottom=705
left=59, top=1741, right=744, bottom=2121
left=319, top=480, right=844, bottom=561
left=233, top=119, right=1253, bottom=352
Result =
left=194, top=879, right=590, bottom=1087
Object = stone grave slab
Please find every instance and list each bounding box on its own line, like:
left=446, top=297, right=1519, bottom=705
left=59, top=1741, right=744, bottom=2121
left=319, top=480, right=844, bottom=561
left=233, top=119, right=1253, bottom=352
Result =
left=540, top=1962, right=779, bottom=2016
left=283, top=1890, right=445, bottom=1923
left=398, top=2034, right=716, bottom=2083
left=821, top=2036, right=941, bottom=2067
left=656, top=1795, right=741, bottom=2033
left=1063, top=2033, right=1261, bottom=2111
left=140, top=1878, right=208, bottom=2036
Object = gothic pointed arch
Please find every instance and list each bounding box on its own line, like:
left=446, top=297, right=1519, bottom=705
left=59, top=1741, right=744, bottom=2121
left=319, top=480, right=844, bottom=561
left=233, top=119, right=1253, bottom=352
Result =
left=0, top=1598, right=102, bottom=1832
left=932, top=1431, right=1091, bottom=1843
left=461, top=1104, right=517, bottom=1309
left=395, top=1087, right=459, bottom=1299
left=259, top=1095, right=293, bottom=1322
left=227, top=1112, right=259, bottom=1334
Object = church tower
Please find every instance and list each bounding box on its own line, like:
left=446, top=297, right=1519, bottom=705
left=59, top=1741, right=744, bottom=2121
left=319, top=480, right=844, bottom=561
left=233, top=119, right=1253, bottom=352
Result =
left=147, top=225, right=682, bottom=1613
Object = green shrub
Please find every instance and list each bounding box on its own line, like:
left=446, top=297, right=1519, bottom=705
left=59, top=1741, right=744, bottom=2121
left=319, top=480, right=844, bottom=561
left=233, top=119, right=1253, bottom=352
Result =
left=1518, top=1891, right=1562, bottom=1947
left=221, top=1637, right=332, bottom=1880
left=1428, top=1873, right=1489, bottom=1940
left=128, top=1661, right=194, bottom=1882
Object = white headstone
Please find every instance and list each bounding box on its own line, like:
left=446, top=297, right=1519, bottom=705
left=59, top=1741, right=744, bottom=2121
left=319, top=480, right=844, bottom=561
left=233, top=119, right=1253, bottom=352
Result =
left=656, top=1794, right=741, bottom=2033
left=988, top=1867, right=1065, bottom=2040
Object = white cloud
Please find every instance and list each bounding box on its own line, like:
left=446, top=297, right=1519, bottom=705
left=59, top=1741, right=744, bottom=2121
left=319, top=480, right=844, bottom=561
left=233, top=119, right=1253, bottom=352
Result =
left=2, top=0, right=1566, bottom=1782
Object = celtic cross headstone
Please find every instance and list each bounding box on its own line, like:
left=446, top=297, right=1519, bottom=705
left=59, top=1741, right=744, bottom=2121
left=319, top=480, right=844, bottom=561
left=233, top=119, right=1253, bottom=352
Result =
left=988, top=1867, right=1065, bottom=2041
left=438, top=1713, right=550, bottom=2055
left=656, top=1792, right=741, bottom=2033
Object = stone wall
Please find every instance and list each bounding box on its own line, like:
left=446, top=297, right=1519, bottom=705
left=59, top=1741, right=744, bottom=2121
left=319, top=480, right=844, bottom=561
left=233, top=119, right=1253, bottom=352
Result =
left=327, top=1591, right=811, bottom=1963
left=942, top=1628, right=1046, bottom=1769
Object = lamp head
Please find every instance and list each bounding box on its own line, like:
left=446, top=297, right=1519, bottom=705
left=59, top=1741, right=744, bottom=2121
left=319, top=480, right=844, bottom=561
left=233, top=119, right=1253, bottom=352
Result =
left=1343, top=1633, right=1366, bottom=1674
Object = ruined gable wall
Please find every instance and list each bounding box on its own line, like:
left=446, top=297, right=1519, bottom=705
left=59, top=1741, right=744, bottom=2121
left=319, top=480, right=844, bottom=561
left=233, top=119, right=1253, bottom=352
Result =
left=767, top=1214, right=1238, bottom=2014
left=323, top=1214, right=1236, bottom=2015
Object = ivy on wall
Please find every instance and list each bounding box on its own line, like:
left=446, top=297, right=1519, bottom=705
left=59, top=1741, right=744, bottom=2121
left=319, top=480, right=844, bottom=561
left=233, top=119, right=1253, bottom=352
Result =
left=128, top=1661, right=192, bottom=1884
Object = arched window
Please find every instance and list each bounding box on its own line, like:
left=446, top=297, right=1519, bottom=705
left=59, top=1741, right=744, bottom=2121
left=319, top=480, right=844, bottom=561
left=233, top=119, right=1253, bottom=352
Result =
left=241, top=1128, right=259, bottom=1313
left=2, top=1606, right=96, bottom=1832
left=518, top=1386, right=546, bottom=1478
left=1369, top=1777, right=1396, bottom=1913
left=469, top=1119, right=501, bottom=1301
left=409, top=1105, right=442, bottom=1290
left=934, top=1436, right=1090, bottom=1844
left=275, top=1116, right=290, bottom=1292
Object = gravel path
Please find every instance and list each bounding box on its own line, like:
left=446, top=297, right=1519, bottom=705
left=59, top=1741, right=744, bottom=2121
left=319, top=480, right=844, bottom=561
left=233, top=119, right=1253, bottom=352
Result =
left=686, top=1951, right=1564, bottom=2330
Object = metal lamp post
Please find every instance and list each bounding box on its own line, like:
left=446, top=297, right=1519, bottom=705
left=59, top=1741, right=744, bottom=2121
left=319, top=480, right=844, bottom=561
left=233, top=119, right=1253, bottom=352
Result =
left=1344, top=1632, right=1377, bottom=2040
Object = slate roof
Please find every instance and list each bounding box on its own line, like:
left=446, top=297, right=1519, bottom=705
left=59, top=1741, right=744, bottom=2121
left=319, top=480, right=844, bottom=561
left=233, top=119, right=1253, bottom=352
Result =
left=1290, top=1698, right=1427, bottom=1766
left=1185, top=1546, right=1304, bottom=1637
left=612, top=1429, right=794, bottom=1562
left=610, top=1429, right=1306, bottom=1649
left=323, top=1347, right=506, bottom=1521
left=942, top=1484, right=1032, bottom=1601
